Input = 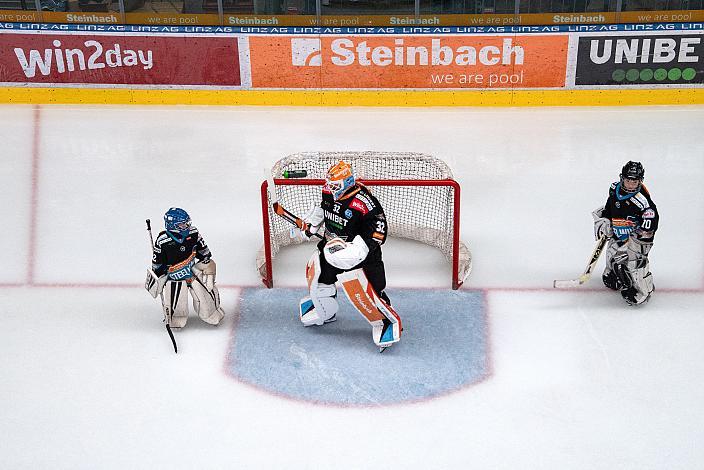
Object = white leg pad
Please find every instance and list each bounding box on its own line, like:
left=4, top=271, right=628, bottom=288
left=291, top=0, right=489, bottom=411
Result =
left=189, top=279, right=224, bottom=325
left=300, top=251, right=338, bottom=327
left=163, top=280, right=189, bottom=328
left=337, top=269, right=402, bottom=348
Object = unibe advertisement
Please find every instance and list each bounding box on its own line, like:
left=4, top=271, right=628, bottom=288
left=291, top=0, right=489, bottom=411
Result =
left=575, top=34, right=703, bottom=86
left=0, top=33, right=241, bottom=86
left=248, top=35, right=569, bottom=89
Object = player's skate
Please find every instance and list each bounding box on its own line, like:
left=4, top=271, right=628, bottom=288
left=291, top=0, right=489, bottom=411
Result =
left=375, top=319, right=400, bottom=353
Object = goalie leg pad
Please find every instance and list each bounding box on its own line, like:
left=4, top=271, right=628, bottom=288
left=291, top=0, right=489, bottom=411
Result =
left=163, top=280, right=189, bottom=328
left=610, top=238, right=654, bottom=306
left=300, top=252, right=338, bottom=327
left=300, top=284, right=338, bottom=327
left=619, top=261, right=654, bottom=306
left=189, top=279, right=224, bottom=325
left=338, top=269, right=402, bottom=348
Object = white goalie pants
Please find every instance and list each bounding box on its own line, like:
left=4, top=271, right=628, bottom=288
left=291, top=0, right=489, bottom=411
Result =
left=162, top=279, right=224, bottom=328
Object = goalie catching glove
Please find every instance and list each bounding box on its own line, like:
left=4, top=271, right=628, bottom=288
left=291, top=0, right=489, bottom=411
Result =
left=290, top=205, right=324, bottom=242
left=323, top=236, right=370, bottom=270
left=592, top=206, right=613, bottom=240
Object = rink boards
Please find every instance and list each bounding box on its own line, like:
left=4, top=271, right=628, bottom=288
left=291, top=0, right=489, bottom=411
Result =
left=0, top=22, right=703, bottom=106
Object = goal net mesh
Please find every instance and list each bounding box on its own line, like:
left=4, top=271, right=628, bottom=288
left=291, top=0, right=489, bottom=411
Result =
left=258, top=151, right=472, bottom=289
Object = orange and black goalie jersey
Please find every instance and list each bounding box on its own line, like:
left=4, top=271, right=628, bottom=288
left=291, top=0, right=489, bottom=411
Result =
left=600, top=181, right=659, bottom=243
left=316, top=183, right=388, bottom=259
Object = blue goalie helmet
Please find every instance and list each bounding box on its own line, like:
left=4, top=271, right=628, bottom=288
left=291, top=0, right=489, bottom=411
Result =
left=164, top=207, right=192, bottom=242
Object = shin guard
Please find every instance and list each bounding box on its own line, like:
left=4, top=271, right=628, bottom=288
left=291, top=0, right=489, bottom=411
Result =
left=338, top=269, right=402, bottom=348
left=163, top=280, right=189, bottom=328
left=300, top=252, right=338, bottom=326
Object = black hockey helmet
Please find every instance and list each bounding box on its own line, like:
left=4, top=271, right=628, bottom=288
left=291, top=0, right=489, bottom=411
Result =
left=619, top=161, right=644, bottom=193
left=620, top=161, right=645, bottom=181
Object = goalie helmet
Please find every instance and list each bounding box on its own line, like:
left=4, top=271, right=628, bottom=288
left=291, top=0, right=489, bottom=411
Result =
left=325, top=160, right=355, bottom=201
left=619, top=161, right=645, bottom=194
left=164, top=207, right=191, bottom=242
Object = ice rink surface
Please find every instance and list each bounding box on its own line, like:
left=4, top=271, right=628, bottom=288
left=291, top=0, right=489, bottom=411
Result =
left=1, top=104, right=703, bottom=469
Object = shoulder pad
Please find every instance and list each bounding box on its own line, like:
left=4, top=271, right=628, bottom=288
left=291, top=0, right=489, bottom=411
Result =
left=609, top=182, right=618, bottom=191
left=156, top=231, right=170, bottom=246
left=632, top=193, right=649, bottom=210
left=350, top=192, right=377, bottom=215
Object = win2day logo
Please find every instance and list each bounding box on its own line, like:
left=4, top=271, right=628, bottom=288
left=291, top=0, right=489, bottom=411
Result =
left=575, top=35, right=702, bottom=85
left=291, top=38, right=322, bottom=67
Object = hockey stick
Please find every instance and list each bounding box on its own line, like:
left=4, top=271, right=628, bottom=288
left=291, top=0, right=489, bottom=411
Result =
left=266, top=169, right=324, bottom=240
left=146, top=219, right=178, bottom=354
left=553, top=235, right=607, bottom=288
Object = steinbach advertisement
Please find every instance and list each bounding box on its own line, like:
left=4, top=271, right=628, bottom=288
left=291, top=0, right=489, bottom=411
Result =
left=248, top=35, right=569, bottom=89
left=0, top=33, right=241, bottom=86
left=575, top=33, right=703, bottom=86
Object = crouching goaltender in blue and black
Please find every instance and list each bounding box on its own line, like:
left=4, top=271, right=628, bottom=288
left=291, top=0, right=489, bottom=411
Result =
left=145, top=208, right=225, bottom=328
left=592, top=161, right=659, bottom=306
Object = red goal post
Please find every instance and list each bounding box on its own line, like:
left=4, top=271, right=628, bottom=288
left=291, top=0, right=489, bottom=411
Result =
left=257, top=152, right=472, bottom=290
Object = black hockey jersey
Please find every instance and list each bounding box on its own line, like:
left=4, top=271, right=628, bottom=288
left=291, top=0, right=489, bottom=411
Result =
left=316, top=183, right=388, bottom=258
left=600, top=182, right=659, bottom=243
left=152, top=228, right=212, bottom=280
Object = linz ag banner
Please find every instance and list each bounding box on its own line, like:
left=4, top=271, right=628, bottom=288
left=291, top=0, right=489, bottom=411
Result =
left=576, top=34, right=703, bottom=86
left=249, top=35, right=568, bottom=89
left=0, top=33, right=241, bottom=86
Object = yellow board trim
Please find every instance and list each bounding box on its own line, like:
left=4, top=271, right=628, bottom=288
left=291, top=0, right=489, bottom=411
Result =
left=1, top=87, right=703, bottom=107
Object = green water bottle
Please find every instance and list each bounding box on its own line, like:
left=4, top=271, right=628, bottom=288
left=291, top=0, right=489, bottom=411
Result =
left=282, top=169, right=308, bottom=178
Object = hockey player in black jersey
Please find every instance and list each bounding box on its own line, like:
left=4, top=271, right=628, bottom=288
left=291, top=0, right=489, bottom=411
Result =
left=291, top=161, right=402, bottom=351
left=593, top=161, right=659, bottom=306
left=146, top=208, right=224, bottom=328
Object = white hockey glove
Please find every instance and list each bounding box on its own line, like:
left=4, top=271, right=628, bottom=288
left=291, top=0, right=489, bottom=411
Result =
left=145, top=268, right=168, bottom=299
left=290, top=205, right=324, bottom=242
left=592, top=206, right=612, bottom=240
left=323, top=236, right=370, bottom=270
left=193, top=259, right=216, bottom=291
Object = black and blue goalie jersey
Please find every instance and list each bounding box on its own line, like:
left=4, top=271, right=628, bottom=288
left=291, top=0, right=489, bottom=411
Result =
left=151, top=228, right=212, bottom=281
left=600, top=182, right=659, bottom=243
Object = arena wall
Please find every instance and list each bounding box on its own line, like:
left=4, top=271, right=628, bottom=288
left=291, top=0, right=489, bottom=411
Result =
left=1, top=22, right=703, bottom=106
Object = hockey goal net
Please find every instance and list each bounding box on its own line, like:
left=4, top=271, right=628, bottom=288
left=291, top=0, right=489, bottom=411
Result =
left=257, top=151, right=472, bottom=290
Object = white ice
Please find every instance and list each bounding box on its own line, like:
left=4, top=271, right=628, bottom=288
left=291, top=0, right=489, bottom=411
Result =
left=1, top=104, right=703, bottom=469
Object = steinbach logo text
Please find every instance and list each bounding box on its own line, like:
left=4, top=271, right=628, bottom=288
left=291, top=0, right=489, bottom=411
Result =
left=292, top=38, right=525, bottom=67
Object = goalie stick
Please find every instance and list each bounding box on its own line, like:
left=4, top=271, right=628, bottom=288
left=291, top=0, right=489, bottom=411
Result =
left=146, top=219, right=178, bottom=354
left=553, top=235, right=607, bottom=288
left=267, top=169, right=324, bottom=240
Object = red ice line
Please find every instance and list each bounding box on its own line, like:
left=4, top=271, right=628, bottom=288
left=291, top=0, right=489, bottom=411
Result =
left=1, top=106, right=702, bottom=294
